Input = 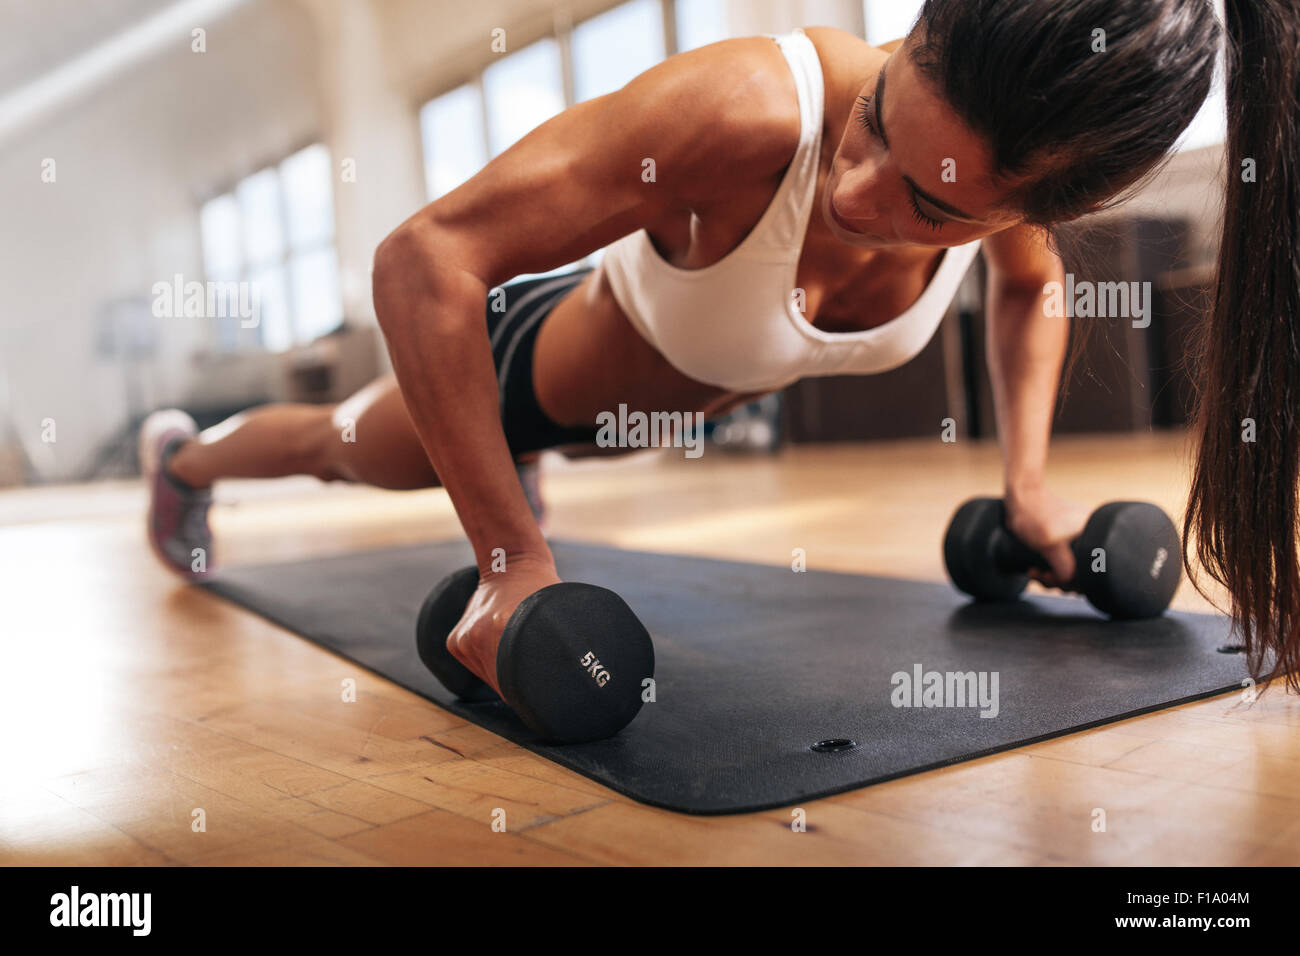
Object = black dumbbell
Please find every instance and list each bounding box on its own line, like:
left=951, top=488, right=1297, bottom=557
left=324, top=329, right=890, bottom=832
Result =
left=416, top=566, right=655, bottom=743
left=943, top=498, right=1181, bottom=619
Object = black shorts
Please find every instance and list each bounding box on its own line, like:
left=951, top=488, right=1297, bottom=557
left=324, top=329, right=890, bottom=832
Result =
left=487, top=268, right=600, bottom=456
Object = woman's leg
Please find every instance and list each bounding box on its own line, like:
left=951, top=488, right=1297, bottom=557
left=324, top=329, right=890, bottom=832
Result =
left=144, top=267, right=597, bottom=577
left=167, top=375, right=440, bottom=491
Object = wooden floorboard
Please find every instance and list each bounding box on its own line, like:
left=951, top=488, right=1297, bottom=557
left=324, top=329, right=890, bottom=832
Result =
left=2, top=431, right=1295, bottom=865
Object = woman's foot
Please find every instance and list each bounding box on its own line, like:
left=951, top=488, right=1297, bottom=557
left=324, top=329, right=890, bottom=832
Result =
left=139, top=410, right=215, bottom=579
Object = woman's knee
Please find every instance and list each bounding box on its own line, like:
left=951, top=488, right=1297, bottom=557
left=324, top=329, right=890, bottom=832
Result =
left=320, top=378, right=439, bottom=489
left=291, top=406, right=348, bottom=481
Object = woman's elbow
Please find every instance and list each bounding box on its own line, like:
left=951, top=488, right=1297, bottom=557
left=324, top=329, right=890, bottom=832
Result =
left=372, top=224, right=432, bottom=331
left=371, top=223, right=483, bottom=337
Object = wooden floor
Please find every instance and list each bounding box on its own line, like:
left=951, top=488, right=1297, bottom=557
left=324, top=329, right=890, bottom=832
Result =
left=2, top=431, right=1298, bottom=866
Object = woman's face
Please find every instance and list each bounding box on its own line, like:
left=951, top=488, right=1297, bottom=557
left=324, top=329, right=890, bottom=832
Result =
left=823, top=48, right=1024, bottom=249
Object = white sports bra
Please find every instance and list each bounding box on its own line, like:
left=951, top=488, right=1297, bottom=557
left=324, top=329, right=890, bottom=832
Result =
left=597, top=28, right=982, bottom=393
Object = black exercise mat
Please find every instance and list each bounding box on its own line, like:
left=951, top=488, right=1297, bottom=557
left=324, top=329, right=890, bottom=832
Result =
left=203, top=540, right=1247, bottom=814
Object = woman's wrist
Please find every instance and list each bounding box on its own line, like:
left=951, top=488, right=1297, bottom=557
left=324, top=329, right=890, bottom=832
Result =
left=1004, top=471, right=1046, bottom=504
left=476, top=547, right=557, bottom=579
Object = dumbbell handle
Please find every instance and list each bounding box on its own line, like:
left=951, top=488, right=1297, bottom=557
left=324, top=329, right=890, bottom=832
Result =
left=990, top=526, right=1061, bottom=576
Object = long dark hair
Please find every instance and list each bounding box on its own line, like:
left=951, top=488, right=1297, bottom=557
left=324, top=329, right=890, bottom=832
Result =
left=909, top=0, right=1300, bottom=688
left=1186, top=0, right=1300, bottom=691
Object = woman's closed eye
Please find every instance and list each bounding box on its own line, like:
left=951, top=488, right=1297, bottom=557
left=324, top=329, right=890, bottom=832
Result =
left=855, top=94, right=877, bottom=136
left=855, top=94, right=947, bottom=232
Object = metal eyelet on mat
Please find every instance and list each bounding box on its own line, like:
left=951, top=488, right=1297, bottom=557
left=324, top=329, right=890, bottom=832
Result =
left=810, top=738, right=858, bottom=753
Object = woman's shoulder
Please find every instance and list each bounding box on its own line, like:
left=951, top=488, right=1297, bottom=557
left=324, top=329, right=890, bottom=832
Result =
left=803, top=24, right=879, bottom=54
left=802, top=25, right=890, bottom=87
left=650, top=29, right=877, bottom=170
left=674, top=27, right=880, bottom=90
left=622, top=37, right=803, bottom=193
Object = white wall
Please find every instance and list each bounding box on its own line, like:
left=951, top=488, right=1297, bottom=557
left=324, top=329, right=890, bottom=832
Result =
left=0, top=0, right=321, bottom=480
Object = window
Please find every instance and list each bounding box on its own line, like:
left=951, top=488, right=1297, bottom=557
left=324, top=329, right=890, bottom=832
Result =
left=199, top=144, right=341, bottom=352
left=1175, top=0, right=1227, bottom=150
left=482, top=38, right=565, bottom=156
left=420, top=83, right=487, bottom=198
left=420, top=1, right=679, bottom=203
left=571, top=0, right=664, bottom=103
left=674, top=0, right=730, bottom=52
left=1175, top=84, right=1226, bottom=152
left=198, top=194, right=244, bottom=352
left=282, top=145, right=341, bottom=342
left=199, top=195, right=240, bottom=280
left=863, top=0, right=923, bottom=45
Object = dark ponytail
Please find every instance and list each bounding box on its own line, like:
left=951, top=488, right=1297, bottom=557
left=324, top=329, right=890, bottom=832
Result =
left=1185, top=0, right=1300, bottom=690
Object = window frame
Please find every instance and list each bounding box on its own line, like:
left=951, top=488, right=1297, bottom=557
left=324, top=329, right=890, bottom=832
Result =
left=417, top=0, right=702, bottom=203
left=196, top=139, right=342, bottom=353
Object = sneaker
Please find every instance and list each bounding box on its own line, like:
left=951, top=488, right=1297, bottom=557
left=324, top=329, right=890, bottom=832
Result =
left=139, top=410, right=214, bottom=579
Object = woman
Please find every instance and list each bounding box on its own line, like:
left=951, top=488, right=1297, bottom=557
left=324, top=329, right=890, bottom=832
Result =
left=142, top=0, right=1300, bottom=696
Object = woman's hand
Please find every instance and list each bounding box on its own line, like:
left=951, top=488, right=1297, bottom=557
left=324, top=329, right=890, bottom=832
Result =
left=1003, top=484, right=1091, bottom=590
left=446, top=553, right=563, bottom=696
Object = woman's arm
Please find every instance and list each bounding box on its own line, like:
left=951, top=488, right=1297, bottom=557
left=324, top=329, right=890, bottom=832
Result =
left=981, top=224, right=1087, bottom=583
left=371, top=39, right=798, bottom=576
left=981, top=224, right=1066, bottom=496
